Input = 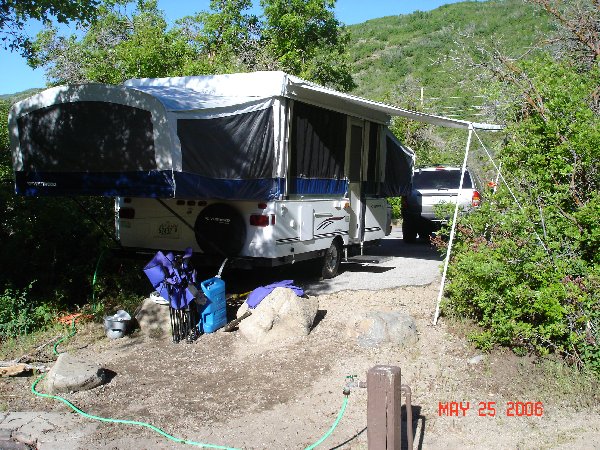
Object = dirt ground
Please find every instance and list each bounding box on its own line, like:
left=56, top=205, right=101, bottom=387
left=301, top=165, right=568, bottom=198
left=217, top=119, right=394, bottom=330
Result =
left=2, top=279, right=600, bottom=449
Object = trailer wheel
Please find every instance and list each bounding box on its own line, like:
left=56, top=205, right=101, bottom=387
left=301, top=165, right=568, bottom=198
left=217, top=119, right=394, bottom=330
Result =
left=321, top=238, right=342, bottom=279
left=194, top=203, right=246, bottom=257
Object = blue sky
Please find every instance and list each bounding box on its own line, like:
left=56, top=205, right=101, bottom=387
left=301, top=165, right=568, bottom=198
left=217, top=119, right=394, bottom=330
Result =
left=0, top=0, right=475, bottom=95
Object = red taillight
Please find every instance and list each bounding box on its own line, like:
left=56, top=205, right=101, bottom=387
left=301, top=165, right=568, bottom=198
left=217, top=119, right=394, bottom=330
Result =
left=119, top=207, right=135, bottom=219
left=250, top=214, right=275, bottom=227
left=472, top=190, right=481, bottom=207
left=257, top=202, right=267, bottom=209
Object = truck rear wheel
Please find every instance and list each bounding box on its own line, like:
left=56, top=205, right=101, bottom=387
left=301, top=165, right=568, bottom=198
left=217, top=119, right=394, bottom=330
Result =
left=194, top=203, right=246, bottom=257
left=321, top=239, right=342, bottom=279
left=402, top=219, right=418, bottom=243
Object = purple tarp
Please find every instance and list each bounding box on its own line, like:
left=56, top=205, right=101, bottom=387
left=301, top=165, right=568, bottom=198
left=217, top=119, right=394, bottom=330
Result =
left=246, top=280, right=304, bottom=309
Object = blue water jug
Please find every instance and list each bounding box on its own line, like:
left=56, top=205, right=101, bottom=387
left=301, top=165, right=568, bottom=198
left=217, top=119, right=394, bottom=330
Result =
left=199, top=277, right=227, bottom=333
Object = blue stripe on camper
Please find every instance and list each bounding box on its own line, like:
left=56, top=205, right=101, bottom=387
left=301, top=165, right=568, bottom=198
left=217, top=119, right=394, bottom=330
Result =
left=290, top=178, right=348, bottom=196
left=173, top=173, right=283, bottom=200
left=15, top=172, right=346, bottom=199
left=14, top=171, right=176, bottom=197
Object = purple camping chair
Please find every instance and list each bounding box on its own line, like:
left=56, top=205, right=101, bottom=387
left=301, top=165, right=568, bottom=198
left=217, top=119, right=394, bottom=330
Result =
left=143, top=247, right=201, bottom=343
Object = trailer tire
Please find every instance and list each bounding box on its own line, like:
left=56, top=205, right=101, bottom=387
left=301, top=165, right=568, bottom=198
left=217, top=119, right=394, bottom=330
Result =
left=194, top=203, right=246, bottom=257
left=321, top=238, right=343, bottom=279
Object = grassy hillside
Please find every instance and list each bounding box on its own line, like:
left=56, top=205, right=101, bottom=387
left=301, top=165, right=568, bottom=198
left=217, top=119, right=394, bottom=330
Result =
left=347, top=0, right=553, bottom=121
left=0, top=88, right=42, bottom=103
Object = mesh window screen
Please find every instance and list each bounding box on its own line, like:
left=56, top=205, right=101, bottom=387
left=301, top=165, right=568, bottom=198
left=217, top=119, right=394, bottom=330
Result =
left=178, top=108, right=275, bottom=179
left=290, top=101, right=346, bottom=191
left=17, top=102, right=155, bottom=172
left=382, top=134, right=413, bottom=197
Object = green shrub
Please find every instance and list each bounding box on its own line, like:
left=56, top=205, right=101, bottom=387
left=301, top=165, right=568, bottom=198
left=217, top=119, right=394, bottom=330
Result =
left=442, top=203, right=600, bottom=372
left=387, top=197, right=402, bottom=220
left=0, top=283, right=55, bottom=339
left=440, top=58, right=600, bottom=373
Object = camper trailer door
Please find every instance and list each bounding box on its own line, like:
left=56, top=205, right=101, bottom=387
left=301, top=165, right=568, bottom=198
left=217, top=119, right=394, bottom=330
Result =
left=346, top=118, right=365, bottom=242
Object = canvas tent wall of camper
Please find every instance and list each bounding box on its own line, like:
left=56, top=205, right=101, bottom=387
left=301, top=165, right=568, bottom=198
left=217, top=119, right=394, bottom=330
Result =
left=7, top=71, right=429, bottom=201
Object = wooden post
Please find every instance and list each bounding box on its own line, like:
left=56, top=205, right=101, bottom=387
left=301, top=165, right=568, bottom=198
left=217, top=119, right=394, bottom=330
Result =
left=367, top=365, right=402, bottom=450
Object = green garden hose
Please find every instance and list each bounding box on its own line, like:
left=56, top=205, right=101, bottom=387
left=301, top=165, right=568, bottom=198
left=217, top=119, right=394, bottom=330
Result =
left=91, top=248, right=107, bottom=303
left=33, top=307, right=349, bottom=449
left=52, top=318, right=77, bottom=356
left=31, top=374, right=239, bottom=449
left=304, top=396, right=349, bottom=450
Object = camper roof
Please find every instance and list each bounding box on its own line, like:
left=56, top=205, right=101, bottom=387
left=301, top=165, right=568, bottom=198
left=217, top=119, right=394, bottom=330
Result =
left=125, top=71, right=503, bottom=131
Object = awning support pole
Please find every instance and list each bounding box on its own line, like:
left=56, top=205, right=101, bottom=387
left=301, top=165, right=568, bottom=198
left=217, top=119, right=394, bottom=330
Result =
left=433, top=125, right=473, bottom=325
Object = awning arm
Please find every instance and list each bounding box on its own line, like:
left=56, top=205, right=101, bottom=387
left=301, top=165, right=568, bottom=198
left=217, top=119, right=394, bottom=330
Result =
left=433, top=124, right=474, bottom=325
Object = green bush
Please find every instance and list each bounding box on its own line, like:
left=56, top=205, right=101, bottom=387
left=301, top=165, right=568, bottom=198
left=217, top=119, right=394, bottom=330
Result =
left=440, top=57, right=600, bottom=373
left=442, top=203, right=600, bottom=372
left=387, top=197, right=402, bottom=220
left=0, top=283, right=55, bottom=339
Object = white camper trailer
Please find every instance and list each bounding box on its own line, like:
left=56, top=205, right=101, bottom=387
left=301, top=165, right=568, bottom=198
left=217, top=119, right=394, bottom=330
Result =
left=8, top=71, right=416, bottom=277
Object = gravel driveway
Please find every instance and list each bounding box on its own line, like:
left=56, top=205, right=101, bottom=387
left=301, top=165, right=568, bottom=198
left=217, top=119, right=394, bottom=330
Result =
left=305, top=227, right=443, bottom=295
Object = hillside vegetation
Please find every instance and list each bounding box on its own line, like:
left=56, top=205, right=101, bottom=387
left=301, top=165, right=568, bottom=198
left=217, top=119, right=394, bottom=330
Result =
left=347, top=0, right=599, bottom=375
left=348, top=0, right=553, bottom=120
left=0, top=89, right=42, bottom=102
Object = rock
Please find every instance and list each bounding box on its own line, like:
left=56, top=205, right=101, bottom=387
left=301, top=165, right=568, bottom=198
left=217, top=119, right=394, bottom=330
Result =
left=44, top=353, right=106, bottom=394
left=347, top=311, right=418, bottom=348
left=0, top=412, right=99, bottom=448
left=237, top=288, right=318, bottom=344
left=0, top=429, right=12, bottom=440
left=468, top=355, right=485, bottom=365
left=135, top=297, right=171, bottom=339
left=0, top=440, right=31, bottom=450
left=0, top=364, right=28, bottom=377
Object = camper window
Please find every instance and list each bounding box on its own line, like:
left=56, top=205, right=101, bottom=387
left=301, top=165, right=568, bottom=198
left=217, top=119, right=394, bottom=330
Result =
left=17, top=101, right=155, bottom=172
left=289, top=101, right=347, bottom=195
left=382, top=133, right=413, bottom=197
left=177, top=108, right=275, bottom=180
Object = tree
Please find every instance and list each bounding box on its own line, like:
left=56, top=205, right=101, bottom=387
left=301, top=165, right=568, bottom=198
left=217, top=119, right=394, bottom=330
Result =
left=178, top=0, right=261, bottom=71
left=0, top=0, right=98, bottom=57
left=260, top=0, right=355, bottom=91
left=527, top=0, right=600, bottom=69
left=29, top=0, right=356, bottom=90
left=29, top=0, right=210, bottom=85
left=0, top=100, right=11, bottom=183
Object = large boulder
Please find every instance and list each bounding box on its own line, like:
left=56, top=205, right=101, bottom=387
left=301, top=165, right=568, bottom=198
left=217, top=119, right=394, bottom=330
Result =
left=237, top=288, right=318, bottom=344
left=44, top=353, right=106, bottom=394
left=347, top=311, right=418, bottom=348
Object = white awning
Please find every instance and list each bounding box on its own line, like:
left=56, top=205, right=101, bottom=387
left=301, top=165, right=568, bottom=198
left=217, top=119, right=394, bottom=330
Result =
left=284, top=75, right=503, bottom=131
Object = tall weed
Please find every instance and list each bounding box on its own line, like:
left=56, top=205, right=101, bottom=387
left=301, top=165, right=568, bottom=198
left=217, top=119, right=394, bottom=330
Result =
left=0, top=283, right=54, bottom=339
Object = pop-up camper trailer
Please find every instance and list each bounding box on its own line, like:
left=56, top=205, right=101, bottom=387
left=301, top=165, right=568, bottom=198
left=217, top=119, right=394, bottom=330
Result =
left=8, top=71, right=499, bottom=277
